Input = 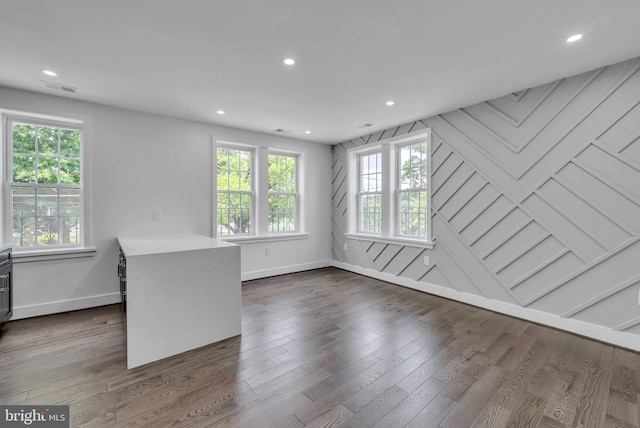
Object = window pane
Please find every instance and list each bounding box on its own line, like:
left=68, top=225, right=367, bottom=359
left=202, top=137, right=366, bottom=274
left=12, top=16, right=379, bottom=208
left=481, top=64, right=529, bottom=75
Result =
left=13, top=123, right=36, bottom=153
left=268, top=154, right=296, bottom=193
left=360, top=152, right=381, bottom=192
left=217, top=192, right=251, bottom=235
left=217, top=147, right=251, bottom=192
left=267, top=154, right=297, bottom=233
left=60, top=158, right=81, bottom=185
left=37, top=126, right=59, bottom=156
left=37, top=156, right=59, bottom=184
left=399, top=143, right=427, bottom=190
left=12, top=155, right=36, bottom=183
left=12, top=186, right=36, bottom=247
left=37, top=187, right=59, bottom=246
left=268, top=194, right=296, bottom=232
left=359, top=194, right=381, bottom=234
left=216, top=147, right=253, bottom=236
left=60, top=188, right=81, bottom=244
left=399, top=190, right=428, bottom=236
left=238, top=151, right=252, bottom=191
left=60, top=129, right=80, bottom=158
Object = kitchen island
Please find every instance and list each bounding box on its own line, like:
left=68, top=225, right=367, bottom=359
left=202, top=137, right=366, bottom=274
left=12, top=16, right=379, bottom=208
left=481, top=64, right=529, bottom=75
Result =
left=117, top=235, right=241, bottom=369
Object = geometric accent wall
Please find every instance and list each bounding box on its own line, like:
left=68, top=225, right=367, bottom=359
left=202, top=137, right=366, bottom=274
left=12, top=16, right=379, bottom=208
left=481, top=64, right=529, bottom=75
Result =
left=332, top=57, right=640, bottom=337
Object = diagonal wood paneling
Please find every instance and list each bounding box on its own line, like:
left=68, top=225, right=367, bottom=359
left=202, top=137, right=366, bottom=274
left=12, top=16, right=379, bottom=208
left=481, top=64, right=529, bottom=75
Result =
left=331, top=56, right=640, bottom=342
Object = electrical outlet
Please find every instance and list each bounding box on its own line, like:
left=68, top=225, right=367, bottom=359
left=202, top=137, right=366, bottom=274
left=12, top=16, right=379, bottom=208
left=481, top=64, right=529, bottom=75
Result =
left=152, top=211, right=162, bottom=222
left=343, top=243, right=348, bottom=251
left=423, top=255, right=430, bottom=265
left=265, top=247, right=271, bottom=256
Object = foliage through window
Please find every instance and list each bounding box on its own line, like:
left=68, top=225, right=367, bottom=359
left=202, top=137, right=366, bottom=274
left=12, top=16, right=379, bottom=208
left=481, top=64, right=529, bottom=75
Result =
left=8, top=119, right=82, bottom=248
left=268, top=154, right=297, bottom=232
left=216, top=146, right=253, bottom=235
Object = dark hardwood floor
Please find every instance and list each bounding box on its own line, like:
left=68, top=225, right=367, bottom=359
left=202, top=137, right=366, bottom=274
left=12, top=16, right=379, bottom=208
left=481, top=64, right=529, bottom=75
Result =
left=0, top=267, right=638, bottom=427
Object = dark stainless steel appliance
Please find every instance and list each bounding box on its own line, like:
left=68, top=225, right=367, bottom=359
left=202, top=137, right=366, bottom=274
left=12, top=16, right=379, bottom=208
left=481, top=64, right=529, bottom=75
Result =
left=0, top=248, right=13, bottom=329
left=117, top=246, right=126, bottom=312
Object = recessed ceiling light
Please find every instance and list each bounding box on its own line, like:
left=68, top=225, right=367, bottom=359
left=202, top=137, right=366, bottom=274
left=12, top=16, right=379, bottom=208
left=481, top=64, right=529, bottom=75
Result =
left=216, top=110, right=225, bottom=115
left=305, top=130, right=311, bottom=134
left=283, top=58, right=295, bottom=66
left=386, top=101, right=395, bottom=106
left=566, top=34, right=582, bottom=43
left=42, top=69, right=58, bottom=77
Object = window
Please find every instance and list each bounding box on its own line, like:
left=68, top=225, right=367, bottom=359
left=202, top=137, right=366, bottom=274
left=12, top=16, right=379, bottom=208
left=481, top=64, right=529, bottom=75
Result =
left=268, top=153, right=297, bottom=232
left=5, top=116, right=84, bottom=250
left=348, top=129, right=432, bottom=245
left=398, top=142, right=428, bottom=237
left=215, top=142, right=303, bottom=239
left=358, top=151, right=382, bottom=234
left=216, top=146, right=253, bottom=236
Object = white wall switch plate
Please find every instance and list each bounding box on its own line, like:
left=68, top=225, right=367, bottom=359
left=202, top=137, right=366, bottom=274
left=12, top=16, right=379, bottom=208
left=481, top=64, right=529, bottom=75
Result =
left=423, top=255, right=430, bottom=265
left=152, top=211, right=162, bottom=222
left=265, top=247, right=271, bottom=256
left=343, top=243, right=348, bottom=251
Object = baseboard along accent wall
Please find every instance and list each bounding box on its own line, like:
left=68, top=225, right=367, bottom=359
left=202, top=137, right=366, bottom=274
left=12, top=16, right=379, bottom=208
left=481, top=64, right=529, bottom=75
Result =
left=332, top=261, right=640, bottom=352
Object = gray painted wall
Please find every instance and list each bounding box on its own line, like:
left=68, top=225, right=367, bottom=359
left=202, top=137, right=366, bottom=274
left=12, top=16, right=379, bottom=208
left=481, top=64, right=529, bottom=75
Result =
left=331, top=56, right=640, bottom=343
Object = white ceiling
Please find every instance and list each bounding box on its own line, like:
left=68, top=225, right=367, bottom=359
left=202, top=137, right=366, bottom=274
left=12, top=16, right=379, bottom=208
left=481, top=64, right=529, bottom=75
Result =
left=1, top=1, right=640, bottom=144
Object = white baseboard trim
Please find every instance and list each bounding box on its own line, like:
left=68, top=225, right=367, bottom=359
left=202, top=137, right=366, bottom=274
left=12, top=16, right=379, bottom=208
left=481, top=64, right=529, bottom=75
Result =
left=331, top=260, right=640, bottom=352
left=12, top=293, right=122, bottom=320
left=11, top=261, right=334, bottom=320
left=242, top=260, right=333, bottom=282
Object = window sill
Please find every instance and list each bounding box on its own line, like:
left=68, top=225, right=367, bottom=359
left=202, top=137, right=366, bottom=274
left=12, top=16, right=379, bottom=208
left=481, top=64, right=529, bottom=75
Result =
left=345, top=233, right=435, bottom=249
left=219, top=233, right=309, bottom=244
left=13, top=246, right=97, bottom=263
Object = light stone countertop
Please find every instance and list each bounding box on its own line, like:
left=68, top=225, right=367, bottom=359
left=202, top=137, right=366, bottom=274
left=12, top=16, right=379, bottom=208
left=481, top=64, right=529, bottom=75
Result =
left=117, top=234, right=237, bottom=257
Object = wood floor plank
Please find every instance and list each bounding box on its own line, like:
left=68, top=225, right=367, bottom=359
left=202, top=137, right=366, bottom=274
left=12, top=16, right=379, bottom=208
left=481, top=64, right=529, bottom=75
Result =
left=404, top=393, right=457, bottom=428
left=295, top=354, right=406, bottom=424
left=371, top=377, right=447, bottom=428
left=0, top=267, right=638, bottom=428
left=337, top=385, right=408, bottom=428
left=506, top=392, right=548, bottom=427
left=571, top=366, right=612, bottom=427
left=440, top=365, right=506, bottom=428
left=306, top=404, right=353, bottom=428
left=470, top=403, right=512, bottom=428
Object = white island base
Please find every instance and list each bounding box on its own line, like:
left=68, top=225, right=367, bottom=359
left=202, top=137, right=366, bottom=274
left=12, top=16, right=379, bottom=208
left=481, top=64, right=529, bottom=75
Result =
left=118, top=235, right=241, bottom=369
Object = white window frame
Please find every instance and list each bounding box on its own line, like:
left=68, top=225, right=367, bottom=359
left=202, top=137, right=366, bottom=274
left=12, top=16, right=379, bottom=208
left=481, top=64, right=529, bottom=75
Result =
left=214, top=140, right=306, bottom=243
left=2, top=111, right=95, bottom=261
left=356, top=150, right=383, bottom=235
left=267, top=151, right=299, bottom=233
left=347, top=129, right=433, bottom=248
left=396, top=140, right=429, bottom=239
left=215, top=143, right=256, bottom=237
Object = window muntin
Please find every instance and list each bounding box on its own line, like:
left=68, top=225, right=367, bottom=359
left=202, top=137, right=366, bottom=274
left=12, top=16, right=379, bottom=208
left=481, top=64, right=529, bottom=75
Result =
left=216, top=146, right=253, bottom=235
left=358, top=151, right=382, bottom=234
left=268, top=153, right=297, bottom=233
left=8, top=120, right=82, bottom=249
left=397, top=142, right=428, bottom=237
